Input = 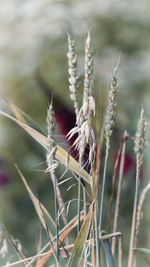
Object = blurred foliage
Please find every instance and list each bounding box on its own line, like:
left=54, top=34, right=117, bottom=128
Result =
left=1, top=0, right=150, bottom=265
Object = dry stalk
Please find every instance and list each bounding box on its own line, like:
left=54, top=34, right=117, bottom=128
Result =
left=111, top=131, right=128, bottom=256
left=4, top=232, right=122, bottom=267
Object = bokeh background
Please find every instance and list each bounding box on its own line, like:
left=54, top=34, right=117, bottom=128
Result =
left=1, top=0, right=150, bottom=265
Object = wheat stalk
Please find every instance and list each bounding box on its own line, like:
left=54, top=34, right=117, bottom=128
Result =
left=99, top=56, right=120, bottom=235
left=128, top=108, right=146, bottom=267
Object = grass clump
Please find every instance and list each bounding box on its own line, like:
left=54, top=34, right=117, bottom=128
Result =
left=0, top=32, right=149, bottom=267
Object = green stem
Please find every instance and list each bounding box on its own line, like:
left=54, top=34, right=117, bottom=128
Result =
left=83, top=187, right=87, bottom=217
left=54, top=172, right=59, bottom=264
left=95, top=201, right=100, bottom=266
left=132, top=167, right=140, bottom=248
left=77, top=178, right=81, bottom=233
left=128, top=165, right=140, bottom=267
left=99, top=149, right=108, bottom=234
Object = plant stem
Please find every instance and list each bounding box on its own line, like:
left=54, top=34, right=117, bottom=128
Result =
left=53, top=172, right=59, bottom=264
left=112, top=132, right=128, bottom=256
left=99, top=149, right=109, bottom=235
left=77, top=177, right=81, bottom=233
left=128, top=166, right=140, bottom=267
left=95, top=201, right=100, bottom=266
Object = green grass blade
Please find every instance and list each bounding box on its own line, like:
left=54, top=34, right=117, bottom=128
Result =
left=0, top=110, right=90, bottom=184
left=3, top=97, right=46, bottom=135
left=68, top=201, right=94, bottom=267
left=102, top=238, right=115, bottom=267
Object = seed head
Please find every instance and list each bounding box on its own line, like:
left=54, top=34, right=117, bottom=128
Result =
left=46, top=99, right=58, bottom=171
left=83, top=31, right=94, bottom=102
left=134, top=108, right=146, bottom=170
left=47, top=98, right=55, bottom=139
left=67, top=33, right=79, bottom=117
left=104, top=59, right=119, bottom=152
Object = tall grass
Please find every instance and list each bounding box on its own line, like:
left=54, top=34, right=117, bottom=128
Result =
left=0, top=32, right=149, bottom=267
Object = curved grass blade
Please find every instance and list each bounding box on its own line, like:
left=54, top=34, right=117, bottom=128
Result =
left=68, top=200, right=94, bottom=267
left=3, top=97, right=46, bottom=135
left=15, top=164, right=55, bottom=230
left=0, top=110, right=90, bottom=184
left=102, top=237, right=115, bottom=267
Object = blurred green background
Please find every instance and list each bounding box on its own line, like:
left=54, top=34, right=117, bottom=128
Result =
left=0, top=0, right=150, bottom=265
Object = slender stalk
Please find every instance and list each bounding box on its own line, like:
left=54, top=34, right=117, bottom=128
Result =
left=54, top=172, right=59, bottom=262
left=118, top=235, right=123, bottom=267
left=128, top=168, right=140, bottom=267
left=83, top=187, right=87, bottom=217
left=95, top=201, right=100, bottom=266
left=99, top=56, right=119, bottom=235
left=99, top=149, right=109, bottom=234
left=128, top=108, right=146, bottom=267
left=46, top=99, right=60, bottom=265
left=135, top=182, right=150, bottom=247
left=112, top=131, right=128, bottom=256
left=107, top=141, right=122, bottom=231
left=133, top=168, right=140, bottom=248
left=77, top=177, right=81, bottom=233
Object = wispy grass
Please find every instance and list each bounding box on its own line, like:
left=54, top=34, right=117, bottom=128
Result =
left=0, top=33, right=149, bottom=267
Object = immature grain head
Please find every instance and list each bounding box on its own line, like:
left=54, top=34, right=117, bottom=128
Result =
left=134, top=108, right=146, bottom=172
left=82, top=31, right=95, bottom=119
left=67, top=33, right=79, bottom=117
left=47, top=98, right=55, bottom=139
left=83, top=31, right=94, bottom=97
left=104, top=59, right=119, bottom=153
left=67, top=32, right=96, bottom=167
left=46, top=99, right=58, bottom=172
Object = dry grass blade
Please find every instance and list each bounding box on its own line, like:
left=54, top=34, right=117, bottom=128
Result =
left=15, top=164, right=55, bottom=230
left=2, top=97, right=46, bottom=135
left=36, top=214, right=84, bottom=267
left=0, top=110, right=49, bottom=148
left=38, top=199, right=59, bottom=265
left=0, top=110, right=90, bottom=184
left=2, top=233, right=123, bottom=267
left=68, top=200, right=94, bottom=267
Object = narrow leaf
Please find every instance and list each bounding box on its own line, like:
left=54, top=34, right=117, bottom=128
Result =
left=68, top=201, right=94, bottom=267
left=0, top=110, right=90, bottom=184
left=3, top=97, right=46, bottom=135
left=0, top=111, right=49, bottom=148
left=102, top=238, right=115, bottom=267
left=15, top=165, right=55, bottom=230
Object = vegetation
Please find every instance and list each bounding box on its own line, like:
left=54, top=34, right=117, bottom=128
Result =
left=0, top=32, right=149, bottom=267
